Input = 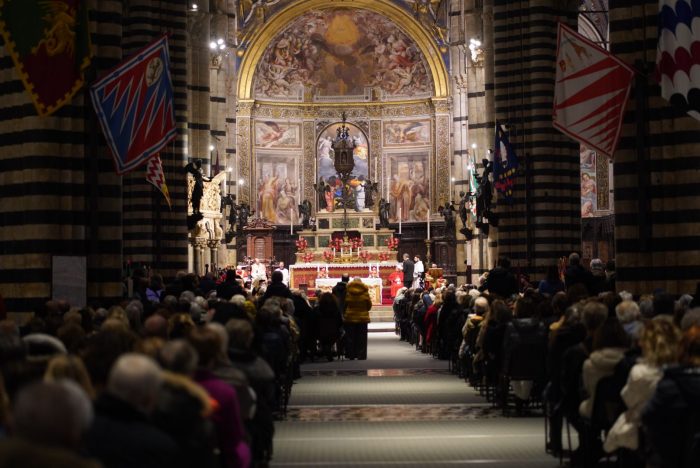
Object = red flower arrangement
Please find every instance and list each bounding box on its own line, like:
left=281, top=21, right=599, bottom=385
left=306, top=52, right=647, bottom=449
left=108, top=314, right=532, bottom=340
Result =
left=350, top=237, right=364, bottom=249
left=329, top=238, right=342, bottom=250
left=378, top=251, right=390, bottom=261
left=295, top=238, right=308, bottom=252
left=358, top=250, right=370, bottom=262
left=302, top=252, right=314, bottom=263
left=385, top=237, right=400, bottom=250
left=323, top=249, right=335, bottom=262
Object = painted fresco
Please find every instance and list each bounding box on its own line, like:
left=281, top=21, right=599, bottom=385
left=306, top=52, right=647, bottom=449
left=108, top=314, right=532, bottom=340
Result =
left=383, top=120, right=431, bottom=146
left=317, top=122, right=369, bottom=210
left=256, top=152, right=300, bottom=224
left=253, top=9, right=432, bottom=99
left=254, top=121, right=301, bottom=148
left=580, top=146, right=597, bottom=217
left=385, top=151, right=430, bottom=222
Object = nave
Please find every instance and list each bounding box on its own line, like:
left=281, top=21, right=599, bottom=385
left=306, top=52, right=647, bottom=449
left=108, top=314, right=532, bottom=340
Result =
left=272, top=328, right=554, bottom=467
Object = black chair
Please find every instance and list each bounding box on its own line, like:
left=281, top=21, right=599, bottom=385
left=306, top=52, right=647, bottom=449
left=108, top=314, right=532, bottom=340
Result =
left=580, top=375, right=626, bottom=467
left=500, top=339, right=547, bottom=415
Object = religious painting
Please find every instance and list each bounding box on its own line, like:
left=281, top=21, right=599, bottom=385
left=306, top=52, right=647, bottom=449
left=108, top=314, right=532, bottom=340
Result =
left=316, top=122, right=370, bottom=211
left=384, top=151, right=430, bottom=222
left=580, top=146, right=597, bottom=218
left=254, top=121, right=301, bottom=148
left=383, top=120, right=431, bottom=146
left=255, top=152, right=299, bottom=224
left=253, top=9, right=432, bottom=99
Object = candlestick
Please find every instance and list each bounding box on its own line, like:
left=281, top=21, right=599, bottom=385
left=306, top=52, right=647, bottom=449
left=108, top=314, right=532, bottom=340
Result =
left=398, top=206, right=402, bottom=234
left=427, top=209, right=431, bottom=240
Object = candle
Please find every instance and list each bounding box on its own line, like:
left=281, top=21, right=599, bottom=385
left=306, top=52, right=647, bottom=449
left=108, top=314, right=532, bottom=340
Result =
left=398, top=206, right=402, bottom=234
left=290, top=208, right=293, bottom=235
left=333, top=247, right=336, bottom=256
left=427, top=209, right=431, bottom=240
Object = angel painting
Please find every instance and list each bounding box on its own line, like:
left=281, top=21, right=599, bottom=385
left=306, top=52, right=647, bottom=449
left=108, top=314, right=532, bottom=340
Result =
left=384, top=121, right=430, bottom=146
left=254, top=121, right=300, bottom=148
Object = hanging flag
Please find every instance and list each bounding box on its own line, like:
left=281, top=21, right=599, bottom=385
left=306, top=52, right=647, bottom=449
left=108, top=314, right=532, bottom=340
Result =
left=656, top=1, right=700, bottom=121
left=90, top=35, right=176, bottom=174
left=145, top=154, right=172, bottom=209
left=553, top=23, right=635, bottom=158
left=0, top=0, right=91, bottom=116
left=492, top=123, right=518, bottom=201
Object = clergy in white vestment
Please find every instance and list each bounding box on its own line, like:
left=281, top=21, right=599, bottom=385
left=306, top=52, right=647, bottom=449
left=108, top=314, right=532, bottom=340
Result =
left=251, top=258, right=267, bottom=282
left=412, top=255, right=425, bottom=289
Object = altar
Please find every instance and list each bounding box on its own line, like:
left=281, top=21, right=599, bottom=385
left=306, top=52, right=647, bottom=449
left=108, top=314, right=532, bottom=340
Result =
left=314, top=277, right=383, bottom=305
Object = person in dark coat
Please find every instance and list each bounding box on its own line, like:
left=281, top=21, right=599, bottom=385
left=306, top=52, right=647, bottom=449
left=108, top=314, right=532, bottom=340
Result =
left=482, top=256, right=519, bottom=299
left=317, top=292, right=343, bottom=361
left=332, top=274, right=350, bottom=314
left=643, top=325, right=700, bottom=468
left=86, top=354, right=178, bottom=468
left=402, top=254, right=415, bottom=289
left=564, top=252, right=592, bottom=293
left=262, top=271, right=292, bottom=302
left=216, top=270, right=244, bottom=301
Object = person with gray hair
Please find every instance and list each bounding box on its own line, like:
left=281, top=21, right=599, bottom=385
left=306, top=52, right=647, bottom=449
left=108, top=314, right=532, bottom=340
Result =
left=616, top=300, right=642, bottom=340
left=0, top=381, right=100, bottom=467
left=86, top=353, right=177, bottom=468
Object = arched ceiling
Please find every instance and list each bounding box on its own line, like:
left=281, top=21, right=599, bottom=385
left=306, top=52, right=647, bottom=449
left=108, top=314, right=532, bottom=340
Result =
left=236, top=0, right=449, bottom=101
left=252, top=9, right=433, bottom=100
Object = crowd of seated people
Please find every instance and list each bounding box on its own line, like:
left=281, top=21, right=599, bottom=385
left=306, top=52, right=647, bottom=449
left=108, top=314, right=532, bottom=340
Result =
left=394, top=253, right=700, bottom=467
left=0, top=267, right=335, bottom=468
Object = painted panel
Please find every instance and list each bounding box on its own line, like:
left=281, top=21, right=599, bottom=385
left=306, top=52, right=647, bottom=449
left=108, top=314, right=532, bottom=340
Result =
left=256, top=152, right=300, bottom=224
left=254, top=121, right=302, bottom=148
left=384, top=151, right=430, bottom=222
left=253, top=9, right=432, bottom=99
left=383, top=119, right=431, bottom=146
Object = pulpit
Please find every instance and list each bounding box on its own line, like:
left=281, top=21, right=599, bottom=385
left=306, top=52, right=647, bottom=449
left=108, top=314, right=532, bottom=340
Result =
left=243, top=218, right=275, bottom=261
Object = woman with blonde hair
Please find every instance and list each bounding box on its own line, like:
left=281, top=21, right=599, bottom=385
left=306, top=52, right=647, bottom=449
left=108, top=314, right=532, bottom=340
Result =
left=604, top=317, right=681, bottom=453
left=44, top=354, right=96, bottom=400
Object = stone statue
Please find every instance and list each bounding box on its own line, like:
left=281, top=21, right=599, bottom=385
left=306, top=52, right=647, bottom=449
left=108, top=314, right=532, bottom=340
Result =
left=299, top=199, right=312, bottom=229
left=313, top=178, right=327, bottom=210
left=378, top=198, right=390, bottom=228
left=185, top=159, right=211, bottom=214
left=238, top=203, right=251, bottom=232
left=458, top=191, right=468, bottom=230
left=440, top=201, right=456, bottom=231
left=475, top=158, right=493, bottom=228
left=364, top=179, right=379, bottom=208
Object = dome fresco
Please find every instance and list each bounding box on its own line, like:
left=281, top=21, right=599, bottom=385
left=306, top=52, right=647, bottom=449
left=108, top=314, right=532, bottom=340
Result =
left=253, top=8, right=433, bottom=99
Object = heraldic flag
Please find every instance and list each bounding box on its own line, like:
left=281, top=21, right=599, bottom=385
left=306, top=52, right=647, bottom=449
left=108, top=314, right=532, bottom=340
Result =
left=657, top=1, right=700, bottom=121
left=553, top=23, right=634, bottom=158
left=146, top=154, right=172, bottom=209
left=0, top=0, right=91, bottom=116
left=493, top=123, right=518, bottom=201
left=90, top=35, right=176, bottom=175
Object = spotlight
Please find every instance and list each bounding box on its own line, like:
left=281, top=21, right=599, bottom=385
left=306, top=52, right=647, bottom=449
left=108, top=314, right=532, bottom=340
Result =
left=191, top=3, right=198, bottom=10
left=219, top=43, right=226, bottom=50
left=216, top=38, right=224, bottom=45
left=209, top=41, right=217, bottom=50
left=227, top=167, right=233, bottom=172
left=238, top=178, right=245, bottom=186
left=209, top=145, right=215, bottom=151
left=471, top=143, right=477, bottom=149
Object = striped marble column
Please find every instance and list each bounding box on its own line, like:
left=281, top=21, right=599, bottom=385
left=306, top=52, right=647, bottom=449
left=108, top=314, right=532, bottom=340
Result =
left=610, top=0, right=700, bottom=294
left=492, top=0, right=581, bottom=277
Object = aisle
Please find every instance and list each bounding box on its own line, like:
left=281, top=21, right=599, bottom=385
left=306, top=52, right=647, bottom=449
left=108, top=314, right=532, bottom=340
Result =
left=271, top=331, right=555, bottom=468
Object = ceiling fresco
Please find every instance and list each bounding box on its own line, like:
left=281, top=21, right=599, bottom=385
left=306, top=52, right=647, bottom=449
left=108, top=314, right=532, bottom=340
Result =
left=252, top=9, right=433, bottom=100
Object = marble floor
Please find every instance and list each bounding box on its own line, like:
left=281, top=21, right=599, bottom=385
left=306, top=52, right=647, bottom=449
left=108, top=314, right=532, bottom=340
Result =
left=271, top=330, right=559, bottom=468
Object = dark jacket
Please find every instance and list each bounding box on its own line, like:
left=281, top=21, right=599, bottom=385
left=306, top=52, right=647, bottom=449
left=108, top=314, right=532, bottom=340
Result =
left=643, top=365, right=700, bottom=468
left=546, top=323, right=586, bottom=401
left=216, top=280, right=245, bottom=301
left=262, top=281, right=292, bottom=301
left=332, top=281, right=348, bottom=312
left=483, top=266, right=518, bottom=298
left=402, top=260, right=414, bottom=286
left=86, top=393, right=178, bottom=468
left=564, top=264, right=592, bottom=292
left=501, top=318, right=548, bottom=378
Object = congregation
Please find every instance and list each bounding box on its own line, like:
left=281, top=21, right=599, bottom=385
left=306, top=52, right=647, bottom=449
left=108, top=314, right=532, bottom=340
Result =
left=393, top=253, right=700, bottom=467
left=0, top=266, right=371, bottom=468
left=1, top=251, right=699, bottom=467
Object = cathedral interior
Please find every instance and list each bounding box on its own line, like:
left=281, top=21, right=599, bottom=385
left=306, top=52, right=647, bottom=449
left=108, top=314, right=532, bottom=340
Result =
left=1, top=1, right=700, bottom=467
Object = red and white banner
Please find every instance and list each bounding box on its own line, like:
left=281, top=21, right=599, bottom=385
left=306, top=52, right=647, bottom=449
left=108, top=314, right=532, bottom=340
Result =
left=553, top=23, right=635, bottom=158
